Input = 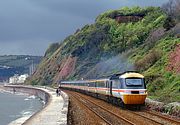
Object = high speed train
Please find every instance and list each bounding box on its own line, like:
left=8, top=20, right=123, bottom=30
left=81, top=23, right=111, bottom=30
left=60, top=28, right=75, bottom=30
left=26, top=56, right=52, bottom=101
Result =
left=60, top=71, right=147, bottom=108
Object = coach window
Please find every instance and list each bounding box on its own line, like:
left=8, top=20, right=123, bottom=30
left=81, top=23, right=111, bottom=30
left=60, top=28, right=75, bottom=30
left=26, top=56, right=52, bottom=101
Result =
left=89, top=82, right=95, bottom=87
left=97, top=81, right=105, bottom=88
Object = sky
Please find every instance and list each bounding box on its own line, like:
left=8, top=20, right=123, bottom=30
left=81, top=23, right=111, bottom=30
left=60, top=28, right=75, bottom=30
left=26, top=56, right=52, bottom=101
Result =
left=0, top=0, right=168, bottom=56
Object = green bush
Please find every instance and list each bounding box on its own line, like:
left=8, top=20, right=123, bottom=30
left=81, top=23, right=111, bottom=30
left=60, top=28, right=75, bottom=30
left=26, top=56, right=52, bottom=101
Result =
left=45, top=43, right=60, bottom=57
left=135, top=49, right=162, bottom=71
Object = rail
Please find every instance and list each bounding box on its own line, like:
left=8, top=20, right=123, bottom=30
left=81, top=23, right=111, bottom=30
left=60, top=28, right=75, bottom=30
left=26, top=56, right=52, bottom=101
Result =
left=67, top=90, right=135, bottom=125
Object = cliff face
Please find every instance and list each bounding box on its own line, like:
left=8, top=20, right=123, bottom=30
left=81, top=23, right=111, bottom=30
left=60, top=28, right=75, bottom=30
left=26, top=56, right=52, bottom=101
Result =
left=108, top=10, right=144, bottom=23
left=115, top=15, right=144, bottom=23
left=167, top=44, right=180, bottom=73
left=28, top=7, right=180, bottom=103
left=55, top=56, right=77, bottom=81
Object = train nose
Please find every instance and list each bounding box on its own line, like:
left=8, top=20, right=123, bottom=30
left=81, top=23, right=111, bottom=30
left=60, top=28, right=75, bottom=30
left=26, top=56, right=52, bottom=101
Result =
left=122, top=94, right=147, bottom=104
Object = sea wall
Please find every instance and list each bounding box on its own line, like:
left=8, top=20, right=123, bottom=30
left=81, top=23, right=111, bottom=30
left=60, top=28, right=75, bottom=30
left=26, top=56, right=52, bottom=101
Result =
left=3, top=85, right=50, bottom=104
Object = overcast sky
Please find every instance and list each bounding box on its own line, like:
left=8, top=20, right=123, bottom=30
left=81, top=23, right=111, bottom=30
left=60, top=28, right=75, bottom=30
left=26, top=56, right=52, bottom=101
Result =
left=0, top=0, right=168, bottom=56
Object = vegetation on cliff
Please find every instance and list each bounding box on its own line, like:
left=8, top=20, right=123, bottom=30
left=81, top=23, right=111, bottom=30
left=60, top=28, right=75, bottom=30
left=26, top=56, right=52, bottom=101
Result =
left=28, top=6, right=180, bottom=103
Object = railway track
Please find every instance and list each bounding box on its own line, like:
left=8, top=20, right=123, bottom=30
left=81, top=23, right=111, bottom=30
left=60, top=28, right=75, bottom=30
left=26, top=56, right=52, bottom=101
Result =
left=124, top=110, right=180, bottom=125
left=132, top=110, right=180, bottom=125
left=146, top=111, right=180, bottom=124
left=67, top=90, right=135, bottom=125
left=66, top=90, right=179, bottom=125
left=130, top=112, right=165, bottom=125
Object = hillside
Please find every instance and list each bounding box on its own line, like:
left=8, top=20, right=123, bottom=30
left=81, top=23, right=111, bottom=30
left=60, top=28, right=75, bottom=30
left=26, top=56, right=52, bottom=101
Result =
left=28, top=7, right=180, bottom=103
left=0, top=55, right=42, bottom=82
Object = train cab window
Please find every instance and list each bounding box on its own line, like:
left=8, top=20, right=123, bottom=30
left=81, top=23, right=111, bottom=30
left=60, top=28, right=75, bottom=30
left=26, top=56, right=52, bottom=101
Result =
left=124, top=78, right=145, bottom=89
left=125, top=78, right=143, bottom=86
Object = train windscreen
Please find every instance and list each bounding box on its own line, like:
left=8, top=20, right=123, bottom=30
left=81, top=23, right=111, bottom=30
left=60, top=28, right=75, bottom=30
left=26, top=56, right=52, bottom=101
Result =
left=125, top=78, right=143, bottom=86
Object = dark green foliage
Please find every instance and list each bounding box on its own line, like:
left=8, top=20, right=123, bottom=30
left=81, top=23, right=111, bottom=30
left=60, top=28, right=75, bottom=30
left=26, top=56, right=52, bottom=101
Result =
left=148, top=77, right=165, bottom=93
left=163, top=16, right=176, bottom=31
left=135, top=50, right=162, bottom=71
left=98, top=7, right=167, bottom=54
left=30, top=79, right=39, bottom=86
left=45, top=43, right=60, bottom=57
left=72, top=24, right=111, bottom=57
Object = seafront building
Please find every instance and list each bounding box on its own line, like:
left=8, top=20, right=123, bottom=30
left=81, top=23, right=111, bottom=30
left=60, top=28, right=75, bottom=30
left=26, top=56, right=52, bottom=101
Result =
left=9, top=74, right=29, bottom=84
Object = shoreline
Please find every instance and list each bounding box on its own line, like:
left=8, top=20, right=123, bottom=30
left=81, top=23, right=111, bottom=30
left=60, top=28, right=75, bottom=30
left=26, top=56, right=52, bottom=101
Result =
left=0, top=84, right=51, bottom=125
left=0, top=84, right=69, bottom=125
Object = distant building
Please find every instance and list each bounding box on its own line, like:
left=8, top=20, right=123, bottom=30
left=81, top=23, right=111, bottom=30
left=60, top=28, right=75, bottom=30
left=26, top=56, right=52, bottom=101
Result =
left=18, top=74, right=29, bottom=83
left=9, top=74, right=29, bottom=84
left=9, top=74, right=19, bottom=84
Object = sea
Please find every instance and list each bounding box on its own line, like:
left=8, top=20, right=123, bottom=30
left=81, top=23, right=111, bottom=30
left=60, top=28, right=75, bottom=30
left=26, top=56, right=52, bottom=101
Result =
left=0, top=91, right=44, bottom=125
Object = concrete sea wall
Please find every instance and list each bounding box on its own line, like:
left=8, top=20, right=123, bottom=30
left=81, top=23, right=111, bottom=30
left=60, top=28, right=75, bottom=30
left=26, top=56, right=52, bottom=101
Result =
left=3, top=85, right=50, bottom=104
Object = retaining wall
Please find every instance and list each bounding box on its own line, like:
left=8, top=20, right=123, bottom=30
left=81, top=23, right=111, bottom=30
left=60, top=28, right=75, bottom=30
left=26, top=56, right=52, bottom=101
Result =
left=3, top=85, right=50, bottom=104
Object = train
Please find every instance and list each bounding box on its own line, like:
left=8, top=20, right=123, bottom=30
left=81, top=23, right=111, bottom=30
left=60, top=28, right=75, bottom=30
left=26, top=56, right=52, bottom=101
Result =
left=60, top=71, right=147, bottom=109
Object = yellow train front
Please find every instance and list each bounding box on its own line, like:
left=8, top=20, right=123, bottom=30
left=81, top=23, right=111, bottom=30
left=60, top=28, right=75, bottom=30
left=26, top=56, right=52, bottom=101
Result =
left=109, top=71, right=147, bottom=105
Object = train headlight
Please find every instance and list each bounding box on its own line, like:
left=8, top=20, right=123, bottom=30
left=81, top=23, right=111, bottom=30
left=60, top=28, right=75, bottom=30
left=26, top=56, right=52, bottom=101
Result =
left=145, top=90, right=147, bottom=94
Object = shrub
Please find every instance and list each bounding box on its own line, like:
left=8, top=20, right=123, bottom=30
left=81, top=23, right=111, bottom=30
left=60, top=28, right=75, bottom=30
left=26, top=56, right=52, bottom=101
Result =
left=135, top=49, right=162, bottom=71
left=45, top=43, right=60, bottom=57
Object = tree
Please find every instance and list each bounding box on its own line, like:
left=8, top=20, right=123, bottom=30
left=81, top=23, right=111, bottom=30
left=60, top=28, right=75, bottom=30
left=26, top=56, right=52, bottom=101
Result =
left=163, top=16, right=176, bottom=31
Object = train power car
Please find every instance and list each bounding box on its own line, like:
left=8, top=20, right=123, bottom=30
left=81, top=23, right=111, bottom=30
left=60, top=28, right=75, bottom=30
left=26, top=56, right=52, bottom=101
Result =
left=60, top=71, right=147, bottom=108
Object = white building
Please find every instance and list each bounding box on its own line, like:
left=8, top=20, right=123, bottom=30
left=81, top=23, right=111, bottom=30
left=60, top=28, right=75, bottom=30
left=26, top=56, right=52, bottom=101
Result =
left=9, top=74, right=19, bottom=84
left=18, top=74, right=29, bottom=83
left=9, top=74, right=29, bottom=84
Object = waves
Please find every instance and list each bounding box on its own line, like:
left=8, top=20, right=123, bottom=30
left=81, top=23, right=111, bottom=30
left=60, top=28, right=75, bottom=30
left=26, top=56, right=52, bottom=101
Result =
left=0, top=92, right=43, bottom=125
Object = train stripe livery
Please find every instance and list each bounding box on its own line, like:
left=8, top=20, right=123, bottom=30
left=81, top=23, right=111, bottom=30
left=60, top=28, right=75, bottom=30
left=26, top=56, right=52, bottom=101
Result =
left=60, top=71, right=147, bottom=107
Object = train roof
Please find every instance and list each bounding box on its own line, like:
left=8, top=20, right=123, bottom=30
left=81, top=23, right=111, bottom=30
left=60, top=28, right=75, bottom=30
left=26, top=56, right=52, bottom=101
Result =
left=109, top=71, right=144, bottom=79
left=120, top=72, right=144, bottom=78
left=60, top=78, right=108, bottom=84
left=60, top=71, right=144, bottom=83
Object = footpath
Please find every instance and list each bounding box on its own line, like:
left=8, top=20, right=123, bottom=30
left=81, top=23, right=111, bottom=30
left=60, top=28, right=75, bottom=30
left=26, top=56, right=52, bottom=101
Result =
left=24, top=87, right=68, bottom=125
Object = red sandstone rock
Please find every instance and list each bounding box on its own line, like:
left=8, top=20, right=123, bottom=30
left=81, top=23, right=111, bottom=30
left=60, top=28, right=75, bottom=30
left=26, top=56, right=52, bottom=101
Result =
left=167, top=44, right=180, bottom=73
